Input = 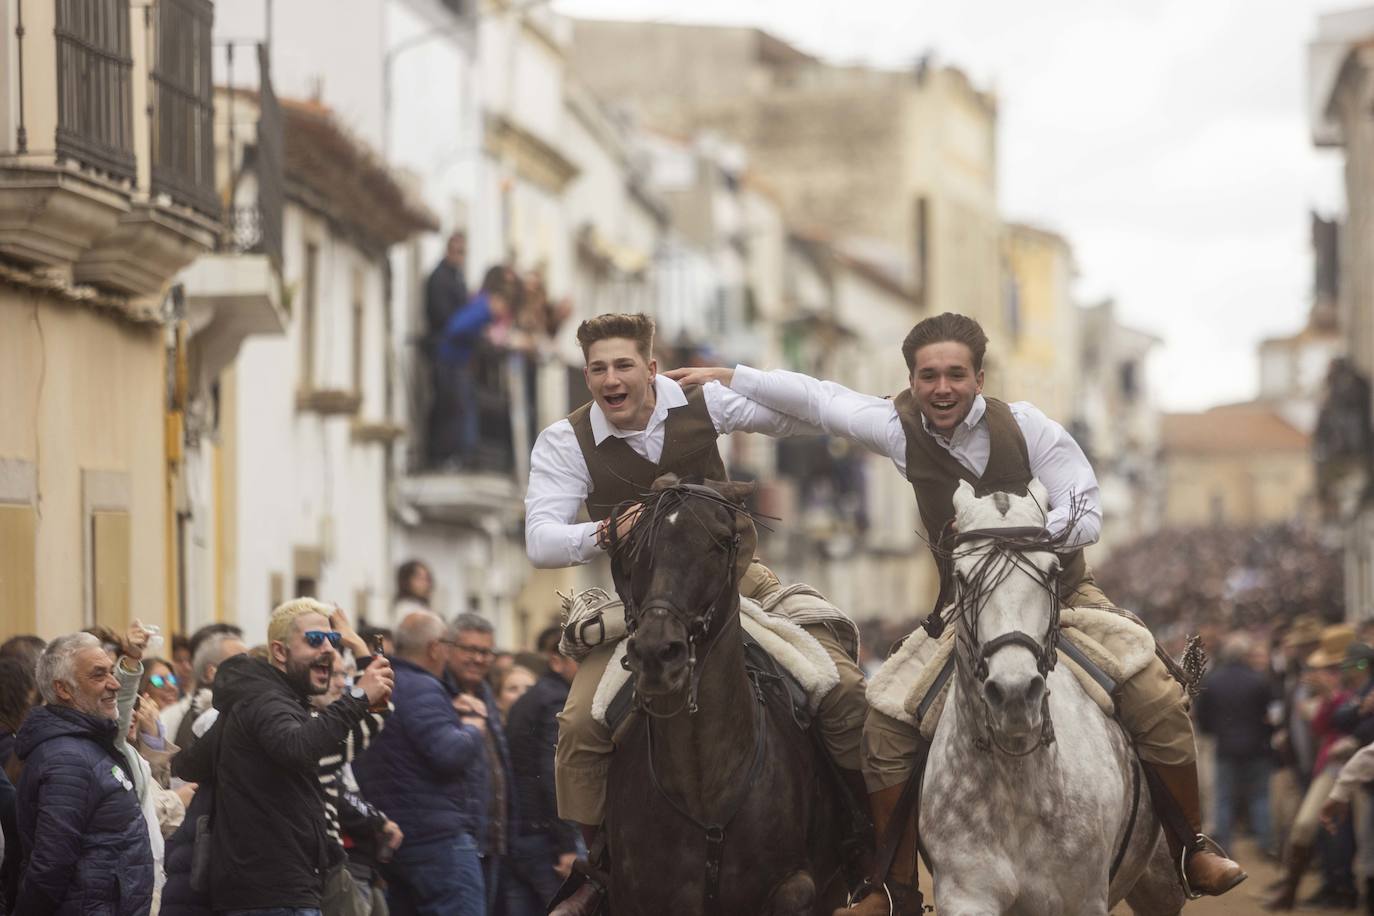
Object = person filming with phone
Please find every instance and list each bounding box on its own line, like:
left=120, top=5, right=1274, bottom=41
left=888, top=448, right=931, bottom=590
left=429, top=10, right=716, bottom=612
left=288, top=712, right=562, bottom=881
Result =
left=172, top=599, right=394, bottom=915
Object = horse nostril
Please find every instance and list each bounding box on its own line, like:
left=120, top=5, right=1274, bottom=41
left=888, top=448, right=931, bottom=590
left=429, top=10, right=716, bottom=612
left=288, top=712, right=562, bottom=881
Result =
left=984, top=680, right=1005, bottom=709
left=1025, top=674, right=1046, bottom=708
left=657, top=640, right=686, bottom=665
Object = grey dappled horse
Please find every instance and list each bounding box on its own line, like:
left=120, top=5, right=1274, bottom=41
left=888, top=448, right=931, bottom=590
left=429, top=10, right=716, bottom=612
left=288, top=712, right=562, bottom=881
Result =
left=921, top=480, right=1184, bottom=915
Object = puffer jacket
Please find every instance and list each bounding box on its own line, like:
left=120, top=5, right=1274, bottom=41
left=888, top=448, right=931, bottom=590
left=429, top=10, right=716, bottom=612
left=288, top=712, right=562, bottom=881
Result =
left=15, top=705, right=154, bottom=915
left=353, top=658, right=487, bottom=846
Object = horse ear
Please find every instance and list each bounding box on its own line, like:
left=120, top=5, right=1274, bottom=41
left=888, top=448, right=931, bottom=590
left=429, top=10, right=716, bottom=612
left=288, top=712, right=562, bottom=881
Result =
left=952, top=480, right=976, bottom=513
left=705, top=478, right=756, bottom=506
left=651, top=473, right=681, bottom=492
left=1027, top=479, right=1049, bottom=511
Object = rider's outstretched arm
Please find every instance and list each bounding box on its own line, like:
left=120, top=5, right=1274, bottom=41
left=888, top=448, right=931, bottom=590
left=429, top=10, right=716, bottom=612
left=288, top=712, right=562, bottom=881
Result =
left=668, top=365, right=906, bottom=469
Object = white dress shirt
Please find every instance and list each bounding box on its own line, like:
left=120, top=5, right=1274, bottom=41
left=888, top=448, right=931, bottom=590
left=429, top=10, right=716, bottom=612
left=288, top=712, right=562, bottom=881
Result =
left=524, top=376, right=821, bottom=568
left=729, top=365, right=1102, bottom=548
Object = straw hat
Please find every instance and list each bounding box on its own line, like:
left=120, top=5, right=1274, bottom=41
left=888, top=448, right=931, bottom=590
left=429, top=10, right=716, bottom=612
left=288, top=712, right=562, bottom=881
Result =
left=1283, top=616, right=1324, bottom=649
left=1306, top=624, right=1357, bottom=669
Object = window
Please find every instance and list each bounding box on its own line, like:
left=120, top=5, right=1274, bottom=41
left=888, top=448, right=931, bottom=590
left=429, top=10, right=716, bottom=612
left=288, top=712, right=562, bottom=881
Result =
left=150, top=0, right=216, bottom=215
left=0, top=506, right=37, bottom=637
left=54, top=0, right=135, bottom=180
left=91, top=510, right=131, bottom=634
left=82, top=470, right=130, bottom=629
left=352, top=268, right=366, bottom=397
left=301, top=243, right=319, bottom=390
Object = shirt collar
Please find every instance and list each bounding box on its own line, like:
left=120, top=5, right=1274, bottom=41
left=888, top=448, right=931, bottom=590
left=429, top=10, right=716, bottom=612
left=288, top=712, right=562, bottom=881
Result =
left=589, top=375, right=686, bottom=445
left=920, top=394, right=987, bottom=444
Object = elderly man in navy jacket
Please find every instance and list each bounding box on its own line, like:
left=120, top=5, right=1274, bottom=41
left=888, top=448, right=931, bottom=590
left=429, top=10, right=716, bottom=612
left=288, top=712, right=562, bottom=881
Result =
left=15, top=632, right=153, bottom=915
left=354, top=611, right=489, bottom=916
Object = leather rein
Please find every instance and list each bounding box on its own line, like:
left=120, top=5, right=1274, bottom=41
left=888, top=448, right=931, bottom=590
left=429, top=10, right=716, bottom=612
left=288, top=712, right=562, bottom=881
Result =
left=928, top=524, right=1063, bottom=756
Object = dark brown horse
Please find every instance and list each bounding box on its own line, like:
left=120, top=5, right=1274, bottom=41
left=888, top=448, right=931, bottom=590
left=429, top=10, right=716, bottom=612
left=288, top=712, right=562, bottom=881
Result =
left=603, top=475, right=849, bottom=916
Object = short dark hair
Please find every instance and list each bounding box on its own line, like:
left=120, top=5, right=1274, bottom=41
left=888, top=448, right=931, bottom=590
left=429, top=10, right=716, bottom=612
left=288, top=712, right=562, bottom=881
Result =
left=535, top=625, right=562, bottom=655
left=0, top=657, right=37, bottom=732
left=188, top=623, right=243, bottom=659
left=576, top=313, right=655, bottom=362
left=480, top=265, right=509, bottom=297
left=900, top=312, right=989, bottom=374
left=0, top=635, right=46, bottom=672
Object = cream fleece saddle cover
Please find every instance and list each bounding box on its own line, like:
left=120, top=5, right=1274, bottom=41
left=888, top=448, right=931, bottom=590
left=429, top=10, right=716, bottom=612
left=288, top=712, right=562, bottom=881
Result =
left=578, top=593, right=846, bottom=728
left=867, top=606, right=1158, bottom=740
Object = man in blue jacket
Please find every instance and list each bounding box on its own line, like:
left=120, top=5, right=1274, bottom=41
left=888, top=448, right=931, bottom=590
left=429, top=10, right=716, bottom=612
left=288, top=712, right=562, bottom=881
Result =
left=16, top=632, right=153, bottom=915
left=354, top=611, right=489, bottom=916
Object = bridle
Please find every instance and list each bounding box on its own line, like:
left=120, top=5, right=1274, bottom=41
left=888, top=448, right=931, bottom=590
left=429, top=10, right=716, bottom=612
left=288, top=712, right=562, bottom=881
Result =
left=929, top=524, right=1063, bottom=756
left=606, top=483, right=765, bottom=916
left=608, top=483, right=746, bottom=718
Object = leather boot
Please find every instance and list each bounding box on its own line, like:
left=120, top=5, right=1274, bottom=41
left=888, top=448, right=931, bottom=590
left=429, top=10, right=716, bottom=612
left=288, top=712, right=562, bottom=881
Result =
left=1261, top=842, right=1312, bottom=912
left=838, top=767, right=877, bottom=879
left=1145, top=761, right=1247, bottom=897
left=549, top=882, right=602, bottom=916
left=833, top=782, right=923, bottom=916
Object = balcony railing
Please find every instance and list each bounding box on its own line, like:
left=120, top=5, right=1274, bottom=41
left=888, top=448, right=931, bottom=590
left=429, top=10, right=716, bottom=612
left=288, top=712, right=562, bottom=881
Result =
left=54, top=0, right=136, bottom=182
left=151, top=0, right=217, bottom=216
left=217, top=42, right=284, bottom=267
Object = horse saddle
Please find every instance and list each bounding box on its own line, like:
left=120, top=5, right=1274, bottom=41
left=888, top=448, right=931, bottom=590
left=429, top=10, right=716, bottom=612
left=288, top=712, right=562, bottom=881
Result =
left=867, top=605, right=1158, bottom=739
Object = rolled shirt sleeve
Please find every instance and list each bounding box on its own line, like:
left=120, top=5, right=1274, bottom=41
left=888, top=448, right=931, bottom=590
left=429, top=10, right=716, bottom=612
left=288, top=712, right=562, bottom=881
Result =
left=1011, top=403, right=1102, bottom=549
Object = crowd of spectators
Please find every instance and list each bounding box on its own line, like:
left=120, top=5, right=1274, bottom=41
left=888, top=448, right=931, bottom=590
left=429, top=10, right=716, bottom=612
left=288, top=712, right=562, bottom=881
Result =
left=0, top=560, right=575, bottom=915
left=423, top=231, right=572, bottom=472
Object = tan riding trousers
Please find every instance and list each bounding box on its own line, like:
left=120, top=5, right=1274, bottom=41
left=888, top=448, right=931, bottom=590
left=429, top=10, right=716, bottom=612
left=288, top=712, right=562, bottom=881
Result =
left=862, top=574, right=1197, bottom=792
left=554, top=561, right=869, bottom=826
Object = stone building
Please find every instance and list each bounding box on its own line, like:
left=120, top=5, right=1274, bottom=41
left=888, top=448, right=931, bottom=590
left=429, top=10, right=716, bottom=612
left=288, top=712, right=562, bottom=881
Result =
left=1310, top=9, right=1374, bottom=620
left=0, top=0, right=219, bottom=638
left=999, top=223, right=1081, bottom=429
left=567, top=22, right=1008, bottom=362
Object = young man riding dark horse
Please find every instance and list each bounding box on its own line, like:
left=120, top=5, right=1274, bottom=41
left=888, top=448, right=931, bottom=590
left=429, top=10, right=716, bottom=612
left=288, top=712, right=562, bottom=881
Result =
left=668, top=312, right=1247, bottom=915
left=525, top=313, right=872, bottom=915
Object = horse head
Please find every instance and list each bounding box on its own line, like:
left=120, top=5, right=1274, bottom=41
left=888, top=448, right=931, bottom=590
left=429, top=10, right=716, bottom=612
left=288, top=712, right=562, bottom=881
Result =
left=950, top=478, right=1061, bottom=754
left=610, top=473, right=756, bottom=706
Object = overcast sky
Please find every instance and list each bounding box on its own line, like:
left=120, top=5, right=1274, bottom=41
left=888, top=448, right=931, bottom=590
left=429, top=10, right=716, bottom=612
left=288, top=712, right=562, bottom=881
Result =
left=552, top=0, right=1349, bottom=411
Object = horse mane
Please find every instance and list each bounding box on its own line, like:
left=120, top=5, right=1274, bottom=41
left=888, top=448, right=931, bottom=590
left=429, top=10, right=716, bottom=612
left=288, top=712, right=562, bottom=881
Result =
left=608, top=478, right=776, bottom=573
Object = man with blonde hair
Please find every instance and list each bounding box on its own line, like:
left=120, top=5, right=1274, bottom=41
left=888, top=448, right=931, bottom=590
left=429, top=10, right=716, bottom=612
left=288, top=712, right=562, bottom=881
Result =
left=172, top=598, right=394, bottom=914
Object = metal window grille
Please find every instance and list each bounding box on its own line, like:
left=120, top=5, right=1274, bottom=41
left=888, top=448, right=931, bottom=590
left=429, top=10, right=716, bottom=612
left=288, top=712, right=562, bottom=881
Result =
left=151, top=0, right=217, bottom=215
left=54, top=0, right=136, bottom=181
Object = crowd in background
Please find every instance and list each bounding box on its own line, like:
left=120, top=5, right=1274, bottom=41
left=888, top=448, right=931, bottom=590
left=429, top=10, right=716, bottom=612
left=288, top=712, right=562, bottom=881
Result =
left=0, top=558, right=577, bottom=916
left=423, top=231, right=573, bottom=472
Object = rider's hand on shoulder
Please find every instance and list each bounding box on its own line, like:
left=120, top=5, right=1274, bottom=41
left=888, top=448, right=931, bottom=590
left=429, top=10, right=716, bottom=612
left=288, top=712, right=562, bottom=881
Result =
left=663, top=366, right=733, bottom=389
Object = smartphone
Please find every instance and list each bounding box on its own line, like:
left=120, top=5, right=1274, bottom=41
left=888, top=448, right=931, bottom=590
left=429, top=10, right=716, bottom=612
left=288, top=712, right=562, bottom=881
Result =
left=370, top=633, right=386, bottom=657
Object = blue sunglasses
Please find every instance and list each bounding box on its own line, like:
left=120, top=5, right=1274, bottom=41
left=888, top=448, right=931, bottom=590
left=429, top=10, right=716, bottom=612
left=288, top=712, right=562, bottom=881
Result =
left=148, top=673, right=178, bottom=689
left=303, top=630, right=343, bottom=649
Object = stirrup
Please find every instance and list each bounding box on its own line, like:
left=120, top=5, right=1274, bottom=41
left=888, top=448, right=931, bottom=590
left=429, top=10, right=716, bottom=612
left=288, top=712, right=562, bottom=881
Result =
left=1179, top=833, right=1231, bottom=900
left=846, top=878, right=928, bottom=914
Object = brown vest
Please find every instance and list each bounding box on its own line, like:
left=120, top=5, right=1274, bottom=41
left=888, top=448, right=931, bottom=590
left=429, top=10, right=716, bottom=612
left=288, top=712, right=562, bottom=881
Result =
left=892, top=391, right=1087, bottom=596
left=568, top=384, right=726, bottom=521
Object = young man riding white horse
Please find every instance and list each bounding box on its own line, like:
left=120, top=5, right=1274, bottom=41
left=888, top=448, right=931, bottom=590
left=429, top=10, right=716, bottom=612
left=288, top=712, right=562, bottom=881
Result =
left=525, top=313, right=873, bottom=915
left=668, top=312, right=1247, bottom=915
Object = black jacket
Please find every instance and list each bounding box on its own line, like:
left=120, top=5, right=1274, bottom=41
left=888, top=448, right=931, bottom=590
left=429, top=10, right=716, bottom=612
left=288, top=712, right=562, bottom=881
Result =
left=14, top=705, right=153, bottom=915
left=158, top=784, right=212, bottom=916
left=505, top=673, right=578, bottom=854
left=424, top=261, right=468, bottom=345
left=171, top=655, right=372, bottom=911
left=1196, top=661, right=1275, bottom=760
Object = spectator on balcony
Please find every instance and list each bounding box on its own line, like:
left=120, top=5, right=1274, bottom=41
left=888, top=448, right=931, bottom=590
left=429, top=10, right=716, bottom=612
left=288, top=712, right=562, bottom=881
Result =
left=431, top=266, right=512, bottom=469
left=426, top=231, right=469, bottom=347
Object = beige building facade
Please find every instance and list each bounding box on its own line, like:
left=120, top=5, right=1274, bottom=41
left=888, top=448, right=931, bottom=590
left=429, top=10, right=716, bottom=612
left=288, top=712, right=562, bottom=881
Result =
left=0, top=0, right=218, bottom=639
left=568, top=22, right=1006, bottom=354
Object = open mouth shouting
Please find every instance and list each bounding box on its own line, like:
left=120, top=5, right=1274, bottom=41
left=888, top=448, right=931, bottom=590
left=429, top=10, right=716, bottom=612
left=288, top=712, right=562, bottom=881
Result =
left=603, top=391, right=629, bottom=410
left=310, top=657, right=334, bottom=689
